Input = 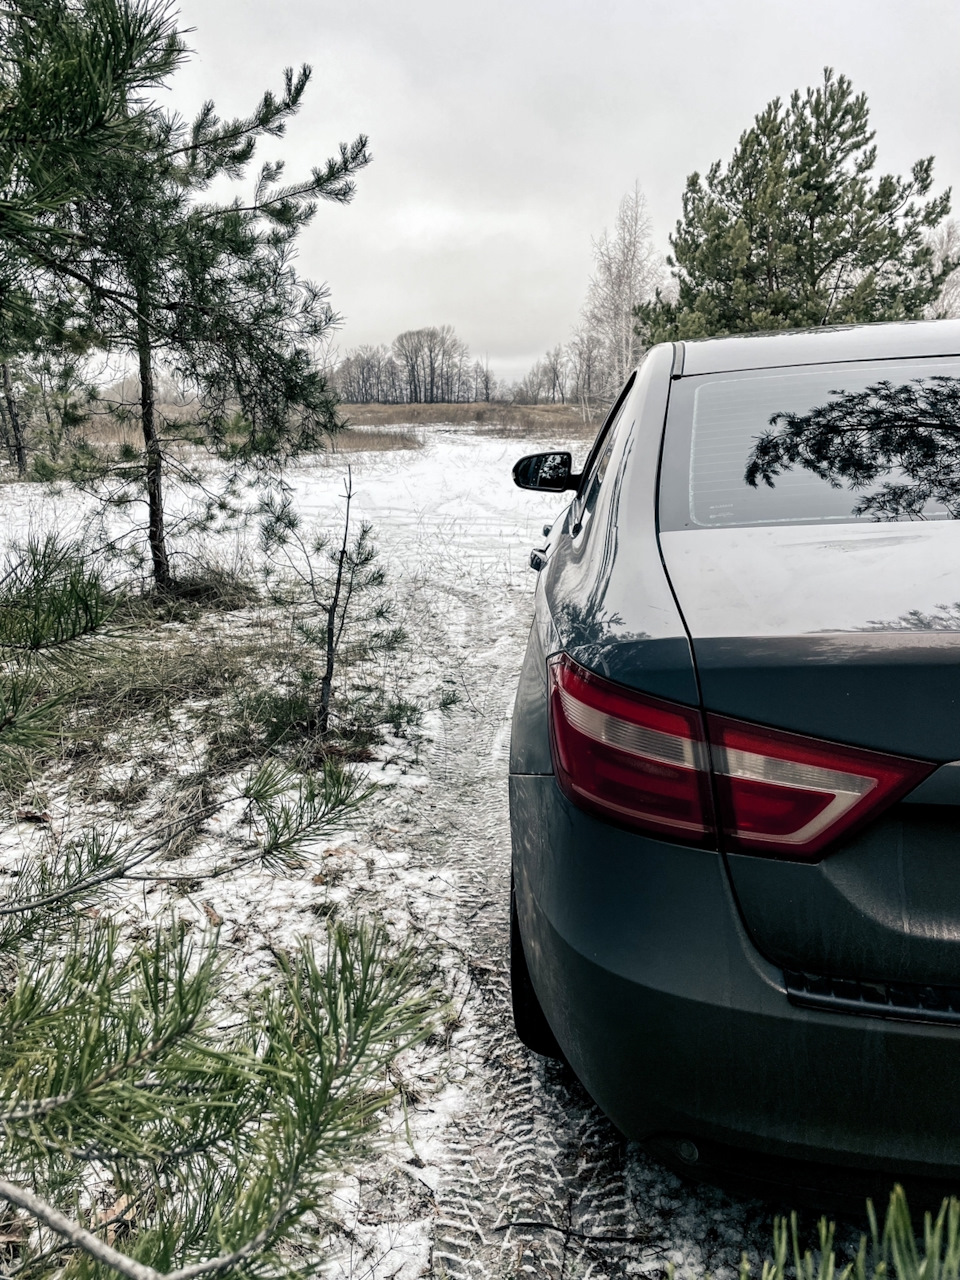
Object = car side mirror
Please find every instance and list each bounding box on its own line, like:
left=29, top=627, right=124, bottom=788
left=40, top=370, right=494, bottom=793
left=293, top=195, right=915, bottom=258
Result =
left=512, top=451, right=580, bottom=492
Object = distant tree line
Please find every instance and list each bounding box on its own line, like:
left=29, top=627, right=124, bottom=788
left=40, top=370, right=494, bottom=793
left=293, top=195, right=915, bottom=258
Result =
left=332, top=185, right=661, bottom=415
left=339, top=67, right=960, bottom=422
left=334, top=325, right=497, bottom=404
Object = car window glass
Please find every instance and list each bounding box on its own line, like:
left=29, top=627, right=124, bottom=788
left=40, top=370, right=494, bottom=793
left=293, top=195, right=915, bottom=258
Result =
left=575, top=372, right=637, bottom=517
left=580, top=431, right=617, bottom=519
left=659, top=358, right=960, bottom=530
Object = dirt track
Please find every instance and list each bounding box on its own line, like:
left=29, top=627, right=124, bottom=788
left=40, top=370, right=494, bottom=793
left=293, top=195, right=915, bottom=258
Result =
left=308, top=431, right=782, bottom=1279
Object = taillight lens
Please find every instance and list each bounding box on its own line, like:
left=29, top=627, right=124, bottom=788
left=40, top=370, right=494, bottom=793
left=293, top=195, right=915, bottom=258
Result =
left=707, top=714, right=933, bottom=857
left=547, top=655, right=935, bottom=860
left=547, top=654, right=715, bottom=842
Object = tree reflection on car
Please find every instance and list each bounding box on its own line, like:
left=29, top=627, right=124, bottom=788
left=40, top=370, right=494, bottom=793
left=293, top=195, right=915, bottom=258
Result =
left=746, top=376, right=960, bottom=521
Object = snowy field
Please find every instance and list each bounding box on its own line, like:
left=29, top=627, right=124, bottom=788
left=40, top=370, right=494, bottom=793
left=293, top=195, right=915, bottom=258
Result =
left=0, top=426, right=815, bottom=1279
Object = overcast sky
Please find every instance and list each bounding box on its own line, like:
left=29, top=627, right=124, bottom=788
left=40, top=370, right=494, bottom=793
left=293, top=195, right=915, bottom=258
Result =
left=170, top=0, right=960, bottom=383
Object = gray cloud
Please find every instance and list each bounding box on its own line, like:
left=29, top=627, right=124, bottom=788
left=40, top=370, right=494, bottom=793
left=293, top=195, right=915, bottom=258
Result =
left=173, top=0, right=960, bottom=382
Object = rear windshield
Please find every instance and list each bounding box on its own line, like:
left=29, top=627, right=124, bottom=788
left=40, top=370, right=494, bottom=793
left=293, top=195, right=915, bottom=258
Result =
left=658, top=357, right=960, bottom=530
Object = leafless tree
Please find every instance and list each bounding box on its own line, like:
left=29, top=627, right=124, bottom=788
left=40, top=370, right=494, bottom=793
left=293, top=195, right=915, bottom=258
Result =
left=335, top=328, right=481, bottom=405
left=512, top=358, right=547, bottom=405
left=471, top=357, right=496, bottom=402
left=581, top=182, right=664, bottom=398
left=390, top=325, right=471, bottom=403
left=335, top=344, right=401, bottom=403
left=566, top=325, right=606, bottom=421
left=542, top=345, right=569, bottom=403
left=511, top=184, right=665, bottom=418
left=928, top=220, right=960, bottom=319
left=513, top=345, right=570, bottom=406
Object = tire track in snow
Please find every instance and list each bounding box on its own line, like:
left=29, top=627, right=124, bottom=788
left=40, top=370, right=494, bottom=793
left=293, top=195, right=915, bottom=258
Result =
left=393, top=524, right=807, bottom=1278
left=396, top=561, right=718, bottom=1279
left=308, top=436, right=788, bottom=1278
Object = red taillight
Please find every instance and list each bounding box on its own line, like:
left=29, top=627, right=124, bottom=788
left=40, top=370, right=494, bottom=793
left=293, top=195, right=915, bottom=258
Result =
left=547, top=655, right=935, bottom=860
left=707, top=714, right=933, bottom=857
left=547, top=654, right=715, bottom=843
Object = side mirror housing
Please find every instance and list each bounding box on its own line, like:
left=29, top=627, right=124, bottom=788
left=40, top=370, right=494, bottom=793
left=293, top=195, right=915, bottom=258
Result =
left=512, top=451, right=580, bottom=492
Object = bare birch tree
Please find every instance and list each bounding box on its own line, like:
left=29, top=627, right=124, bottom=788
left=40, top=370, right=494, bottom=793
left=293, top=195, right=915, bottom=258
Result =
left=928, top=220, right=960, bottom=318
left=566, top=324, right=606, bottom=421
left=582, top=182, right=664, bottom=396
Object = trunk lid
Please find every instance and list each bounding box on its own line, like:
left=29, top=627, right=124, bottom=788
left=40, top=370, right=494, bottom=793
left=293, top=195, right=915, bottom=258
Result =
left=659, top=521, right=960, bottom=760
left=659, top=520, right=960, bottom=987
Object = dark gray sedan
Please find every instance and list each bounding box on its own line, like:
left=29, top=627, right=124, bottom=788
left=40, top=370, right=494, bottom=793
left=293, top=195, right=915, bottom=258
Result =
left=509, top=319, right=960, bottom=1198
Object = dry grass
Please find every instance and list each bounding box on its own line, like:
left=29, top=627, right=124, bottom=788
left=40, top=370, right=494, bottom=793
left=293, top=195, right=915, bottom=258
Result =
left=76, top=416, right=144, bottom=448
left=2, top=543, right=422, bottom=803
left=327, top=425, right=423, bottom=453
left=18, top=399, right=596, bottom=469
left=340, top=401, right=600, bottom=442
left=70, top=419, right=424, bottom=457
left=69, top=405, right=427, bottom=454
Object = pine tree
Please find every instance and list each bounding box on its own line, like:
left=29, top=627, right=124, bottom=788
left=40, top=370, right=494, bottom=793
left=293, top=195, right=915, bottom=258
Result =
left=0, top=0, right=186, bottom=242
left=8, top=23, right=370, bottom=587
left=0, top=0, right=184, bottom=478
left=637, top=69, right=956, bottom=342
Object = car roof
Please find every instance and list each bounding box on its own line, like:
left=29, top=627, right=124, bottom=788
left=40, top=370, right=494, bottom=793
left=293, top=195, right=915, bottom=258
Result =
left=675, top=318, right=960, bottom=376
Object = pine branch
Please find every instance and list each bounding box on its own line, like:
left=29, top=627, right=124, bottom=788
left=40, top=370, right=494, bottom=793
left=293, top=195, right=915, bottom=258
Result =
left=0, top=1021, right=202, bottom=1122
left=0, top=1179, right=290, bottom=1280
left=0, top=1180, right=160, bottom=1280
left=0, top=803, right=213, bottom=917
left=0, top=919, right=434, bottom=1280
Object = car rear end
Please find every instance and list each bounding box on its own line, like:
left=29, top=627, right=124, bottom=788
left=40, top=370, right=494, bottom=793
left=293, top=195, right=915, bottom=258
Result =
left=510, top=321, right=960, bottom=1196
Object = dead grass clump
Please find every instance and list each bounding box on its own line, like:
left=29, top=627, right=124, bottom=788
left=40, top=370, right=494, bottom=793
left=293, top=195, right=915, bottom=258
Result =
left=114, top=565, right=261, bottom=627
left=205, top=679, right=322, bottom=771
left=158, top=565, right=260, bottom=612
left=328, top=426, right=423, bottom=453
left=339, top=400, right=601, bottom=441
left=77, top=633, right=266, bottom=719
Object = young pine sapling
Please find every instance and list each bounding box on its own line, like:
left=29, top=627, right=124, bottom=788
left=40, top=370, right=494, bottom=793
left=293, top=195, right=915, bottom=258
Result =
left=260, top=467, right=407, bottom=745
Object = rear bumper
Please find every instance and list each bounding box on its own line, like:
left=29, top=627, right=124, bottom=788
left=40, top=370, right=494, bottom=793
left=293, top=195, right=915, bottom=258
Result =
left=509, top=773, right=960, bottom=1182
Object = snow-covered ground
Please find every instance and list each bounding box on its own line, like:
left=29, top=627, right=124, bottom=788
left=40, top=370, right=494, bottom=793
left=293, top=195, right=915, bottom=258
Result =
left=1, top=428, right=798, bottom=1279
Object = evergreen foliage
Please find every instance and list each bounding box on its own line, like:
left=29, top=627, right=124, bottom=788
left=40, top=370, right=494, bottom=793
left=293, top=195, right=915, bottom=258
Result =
left=0, top=534, right=113, bottom=652
left=637, top=69, right=956, bottom=342
left=258, top=470, right=407, bottom=751
left=2, top=0, right=370, bottom=586
left=44, top=68, right=369, bottom=586
left=0, top=901, right=432, bottom=1280
left=0, top=0, right=184, bottom=476
left=0, top=535, right=112, bottom=767
left=0, top=534, right=432, bottom=1280
left=0, top=0, right=186, bottom=240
